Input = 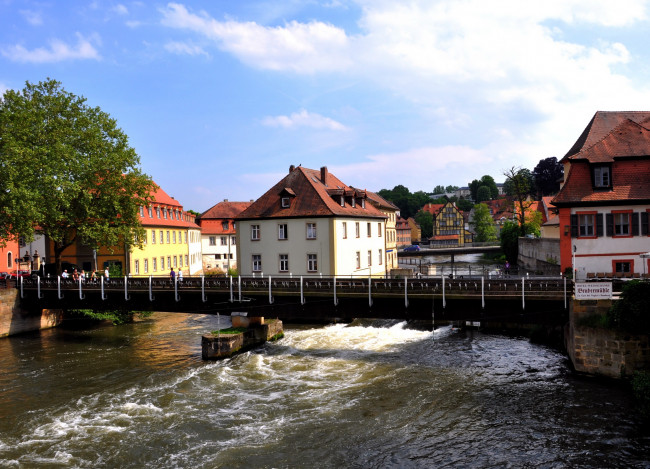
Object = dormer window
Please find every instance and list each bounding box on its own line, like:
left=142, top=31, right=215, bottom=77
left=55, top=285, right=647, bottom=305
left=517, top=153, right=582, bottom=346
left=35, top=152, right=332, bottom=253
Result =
left=281, top=197, right=291, bottom=208
left=593, top=165, right=611, bottom=189
left=361, top=199, right=365, bottom=209
left=340, top=195, right=344, bottom=207
left=351, top=198, right=355, bottom=208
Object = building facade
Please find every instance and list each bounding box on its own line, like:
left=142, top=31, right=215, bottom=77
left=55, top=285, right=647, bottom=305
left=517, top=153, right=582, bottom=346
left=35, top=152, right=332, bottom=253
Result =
left=552, top=111, right=650, bottom=280
left=236, top=166, right=387, bottom=277
left=198, top=200, right=252, bottom=273
left=395, top=216, right=412, bottom=247
left=364, top=190, right=399, bottom=272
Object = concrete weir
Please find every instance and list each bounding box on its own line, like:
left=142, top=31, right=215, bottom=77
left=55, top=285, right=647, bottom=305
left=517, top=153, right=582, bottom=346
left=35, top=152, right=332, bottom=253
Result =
left=202, top=313, right=284, bottom=360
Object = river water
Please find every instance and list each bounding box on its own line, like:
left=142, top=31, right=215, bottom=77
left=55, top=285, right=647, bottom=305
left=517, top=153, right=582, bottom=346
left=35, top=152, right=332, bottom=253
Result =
left=0, top=313, right=648, bottom=468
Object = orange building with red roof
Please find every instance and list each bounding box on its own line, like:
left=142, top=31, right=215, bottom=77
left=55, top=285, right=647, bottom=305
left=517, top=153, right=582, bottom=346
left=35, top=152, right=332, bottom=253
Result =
left=552, top=111, right=650, bottom=279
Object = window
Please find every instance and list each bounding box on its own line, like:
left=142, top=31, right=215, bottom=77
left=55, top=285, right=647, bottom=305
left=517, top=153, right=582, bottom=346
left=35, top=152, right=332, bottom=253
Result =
left=174, top=256, right=178, bottom=268
left=161, top=257, right=165, bottom=270
left=593, top=165, right=611, bottom=188
left=307, top=223, right=317, bottom=239
left=251, top=225, right=260, bottom=240
left=134, top=260, right=140, bottom=275
left=614, top=260, right=633, bottom=273
left=278, top=224, right=288, bottom=240
left=179, top=256, right=183, bottom=268
left=231, top=236, right=236, bottom=245
left=356, top=251, right=361, bottom=269
left=379, top=249, right=383, bottom=265
left=160, top=231, right=164, bottom=244
left=222, top=221, right=229, bottom=231
left=215, top=254, right=221, bottom=260
left=252, top=254, right=262, bottom=272
left=378, top=223, right=382, bottom=237
left=367, top=222, right=371, bottom=237
left=614, top=212, right=631, bottom=236
left=184, top=232, right=187, bottom=244
left=166, top=231, right=170, bottom=243
left=281, top=197, right=291, bottom=208
left=7, top=252, right=12, bottom=268
left=368, top=250, right=372, bottom=266
left=144, top=259, right=149, bottom=274
left=153, top=258, right=157, bottom=272
left=579, top=214, right=595, bottom=237
left=361, top=199, right=365, bottom=208
left=221, top=236, right=227, bottom=245
left=185, top=255, right=188, bottom=266
left=167, top=256, right=171, bottom=269
left=173, top=231, right=176, bottom=244
left=279, top=254, right=289, bottom=272
left=139, top=206, right=144, bottom=217
left=209, top=236, right=216, bottom=246
left=307, top=254, right=318, bottom=272
left=163, top=208, right=167, bottom=219
left=148, top=206, right=153, bottom=217
left=342, top=222, right=347, bottom=238
left=156, top=207, right=160, bottom=218
left=340, top=195, right=345, bottom=207
left=355, top=222, right=360, bottom=238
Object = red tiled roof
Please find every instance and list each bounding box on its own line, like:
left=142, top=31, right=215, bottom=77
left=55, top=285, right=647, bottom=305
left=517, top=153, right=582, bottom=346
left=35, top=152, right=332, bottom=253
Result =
left=553, top=116, right=650, bottom=206
left=421, top=203, right=445, bottom=216
left=139, top=184, right=199, bottom=228
left=562, top=111, right=650, bottom=161
left=237, top=166, right=386, bottom=220
left=200, top=200, right=252, bottom=220
left=362, top=189, right=400, bottom=211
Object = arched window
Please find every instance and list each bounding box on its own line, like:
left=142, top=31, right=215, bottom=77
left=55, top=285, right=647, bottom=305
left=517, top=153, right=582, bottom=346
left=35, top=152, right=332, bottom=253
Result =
left=7, top=252, right=13, bottom=268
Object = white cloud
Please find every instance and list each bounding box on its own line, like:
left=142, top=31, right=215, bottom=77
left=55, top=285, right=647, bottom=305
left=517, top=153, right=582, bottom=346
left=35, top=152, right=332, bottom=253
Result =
left=262, top=109, right=348, bottom=131
left=160, top=3, right=352, bottom=73
left=164, top=41, right=208, bottom=57
left=1, top=33, right=101, bottom=63
left=113, top=4, right=129, bottom=15
left=20, top=9, right=43, bottom=26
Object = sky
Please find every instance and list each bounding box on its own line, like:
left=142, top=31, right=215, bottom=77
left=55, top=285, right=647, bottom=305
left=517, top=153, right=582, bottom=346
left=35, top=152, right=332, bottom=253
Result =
left=2, top=0, right=650, bottom=212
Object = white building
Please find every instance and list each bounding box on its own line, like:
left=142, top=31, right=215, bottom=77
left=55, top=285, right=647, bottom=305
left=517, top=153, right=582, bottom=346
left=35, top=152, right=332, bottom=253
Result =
left=236, top=166, right=387, bottom=277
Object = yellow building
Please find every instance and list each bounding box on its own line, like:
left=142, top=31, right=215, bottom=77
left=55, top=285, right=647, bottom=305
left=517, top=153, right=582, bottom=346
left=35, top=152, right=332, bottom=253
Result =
left=129, top=185, right=202, bottom=278
left=430, top=200, right=472, bottom=246
left=364, top=190, right=400, bottom=271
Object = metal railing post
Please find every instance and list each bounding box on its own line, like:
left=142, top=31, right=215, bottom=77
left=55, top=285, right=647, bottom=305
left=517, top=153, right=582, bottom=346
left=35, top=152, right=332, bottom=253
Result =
left=149, top=275, right=155, bottom=301
left=202, top=275, right=207, bottom=303
left=79, top=277, right=85, bottom=300
left=481, top=276, right=485, bottom=309
left=442, top=273, right=446, bottom=309
left=174, top=275, right=180, bottom=302
left=333, top=275, right=339, bottom=306
left=522, top=276, right=525, bottom=310
left=124, top=276, right=130, bottom=301
left=269, top=275, right=274, bottom=304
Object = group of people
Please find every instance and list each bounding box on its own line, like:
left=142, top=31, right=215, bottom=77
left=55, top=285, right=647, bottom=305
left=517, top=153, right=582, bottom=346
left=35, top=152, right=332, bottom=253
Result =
left=169, top=268, right=183, bottom=282
left=60, top=268, right=109, bottom=282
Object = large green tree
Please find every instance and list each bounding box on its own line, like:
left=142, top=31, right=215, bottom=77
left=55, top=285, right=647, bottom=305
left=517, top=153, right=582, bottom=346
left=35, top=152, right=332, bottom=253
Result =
left=503, top=166, right=533, bottom=236
left=533, top=157, right=563, bottom=196
left=0, top=79, right=155, bottom=273
left=470, top=203, right=497, bottom=242
left=414, top=210, right=433, bottom=239
left=469, top=175, right=499, bottom=201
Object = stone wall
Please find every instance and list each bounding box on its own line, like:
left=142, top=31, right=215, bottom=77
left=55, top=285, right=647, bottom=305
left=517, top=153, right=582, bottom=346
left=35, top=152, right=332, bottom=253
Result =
left=0, top=286, right=63, bottom=338
left=518, top=237, right=561, bottom=275
left=565, top=299, right=650, bottom=378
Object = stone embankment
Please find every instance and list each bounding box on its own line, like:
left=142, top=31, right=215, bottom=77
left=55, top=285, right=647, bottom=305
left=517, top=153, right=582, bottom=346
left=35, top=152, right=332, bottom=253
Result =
left=202, top=313, right=284, bottom=360
left=1, top=285, right=63, bottom=337
left=565, top=299, right=650, bottom=378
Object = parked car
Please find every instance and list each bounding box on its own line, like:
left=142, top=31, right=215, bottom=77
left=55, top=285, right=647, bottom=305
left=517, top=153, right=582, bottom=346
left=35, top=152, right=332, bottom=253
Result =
left=403, top=245, right=421, bottom=252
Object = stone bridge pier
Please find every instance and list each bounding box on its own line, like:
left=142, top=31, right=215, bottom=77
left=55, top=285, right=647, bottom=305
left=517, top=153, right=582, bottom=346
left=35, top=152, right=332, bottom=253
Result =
left=0, top=286, right=63, bottom=338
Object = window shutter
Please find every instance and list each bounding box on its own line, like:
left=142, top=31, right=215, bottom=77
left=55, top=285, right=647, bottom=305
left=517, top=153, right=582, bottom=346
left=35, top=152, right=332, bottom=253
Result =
left=596, top=213, right=604, bottom=237
left=642, top=212, right=649, bottom=236
left=606, top=213, right=613, bottom=237
left=632, top=212, right=640, bottom=236
left=570, top=214, right=578, bottom=238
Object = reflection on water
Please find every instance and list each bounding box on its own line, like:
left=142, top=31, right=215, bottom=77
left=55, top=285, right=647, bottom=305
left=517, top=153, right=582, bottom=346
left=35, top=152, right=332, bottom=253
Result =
left=0, top=313, right=648, bottom=468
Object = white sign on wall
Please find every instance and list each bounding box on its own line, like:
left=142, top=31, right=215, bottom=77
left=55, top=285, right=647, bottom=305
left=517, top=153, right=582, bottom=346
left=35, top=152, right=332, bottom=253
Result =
left=575, top=282, right=612, bottom=300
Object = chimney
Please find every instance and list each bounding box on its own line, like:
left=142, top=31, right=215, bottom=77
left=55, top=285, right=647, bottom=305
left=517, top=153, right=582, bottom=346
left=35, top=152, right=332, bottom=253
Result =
left=321, top=166, right=328, bottom=184
left=224, top=198, right=228, bottom=202
left=289, top=165, right=295, bottom=173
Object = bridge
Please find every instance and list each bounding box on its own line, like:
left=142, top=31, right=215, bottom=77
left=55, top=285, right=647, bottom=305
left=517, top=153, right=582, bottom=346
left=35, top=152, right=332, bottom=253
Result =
left=16, top=274, right=570, bottom=325
left=398, top=244, right=502, bottom=257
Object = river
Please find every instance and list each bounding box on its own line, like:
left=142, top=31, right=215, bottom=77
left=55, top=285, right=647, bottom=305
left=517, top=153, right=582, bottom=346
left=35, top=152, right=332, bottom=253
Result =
left=0, top=313, right=648, bottom=468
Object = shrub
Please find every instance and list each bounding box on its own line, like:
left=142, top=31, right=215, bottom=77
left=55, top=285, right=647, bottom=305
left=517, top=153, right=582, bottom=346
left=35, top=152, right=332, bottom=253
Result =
left=632, top=371, right=650, bottom=420
left=608, top=281, right=650, bottom=335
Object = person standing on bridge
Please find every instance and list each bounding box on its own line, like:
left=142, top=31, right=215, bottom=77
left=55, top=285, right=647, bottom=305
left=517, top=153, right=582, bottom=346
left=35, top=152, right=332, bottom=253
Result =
left=104, top=267, right=109, bottom=283
left=505, top=261, right=510, bottom=277
left=170, top=267, right=175, bottom=284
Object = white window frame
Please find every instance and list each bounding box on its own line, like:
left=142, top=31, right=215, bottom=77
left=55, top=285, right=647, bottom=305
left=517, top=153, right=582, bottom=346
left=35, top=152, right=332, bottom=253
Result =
left=306, top=223, right=317, bottom=240
left=279, top=254, right=289, bottom=272
left=278, top=224, right=288, bottom=240
left=252, top=254, right=262, bottom=272
left=251, top=225, right=260, bottom=241
left=307, top=253, right=318, bottom=272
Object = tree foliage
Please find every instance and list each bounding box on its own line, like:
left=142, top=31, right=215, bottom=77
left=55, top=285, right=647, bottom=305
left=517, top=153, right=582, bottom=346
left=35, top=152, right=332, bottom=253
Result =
left=608, top=281, right=650, bottom=335
left=432, top=185, right=446, bottom=195
left=0, top=79, right=156, bottom=272
left=470, top=203, right=497, bottom=242
left=503, top=166, right=534, bottom=236
left=499, top=221, right=520, bottom=265
left=377, top=185, right=431, bottom=219
left=533, top=157, right=563, bottom=196
left=415, top=210, right=433, bottom=239
left=476, top=185, right=491, bottom=203
left=469, top=175, right=498, bottom=201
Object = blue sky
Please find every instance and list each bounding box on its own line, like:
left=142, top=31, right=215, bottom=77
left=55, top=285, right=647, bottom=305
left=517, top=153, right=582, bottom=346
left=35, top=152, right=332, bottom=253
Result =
left=2, top=0, right=650, bottom=212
